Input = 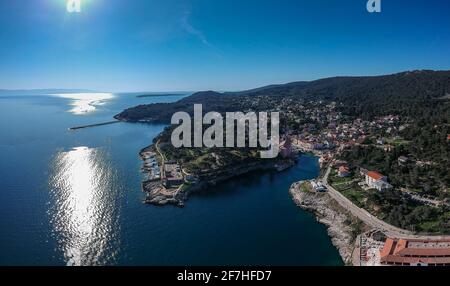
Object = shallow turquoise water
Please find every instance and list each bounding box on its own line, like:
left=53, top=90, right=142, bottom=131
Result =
left=0, top=93, right=343, bottom=266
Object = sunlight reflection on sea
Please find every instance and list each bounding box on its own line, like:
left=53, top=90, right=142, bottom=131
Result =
left=48, top=146, right=121, bottom=266
left=52, top=93, right=115, bottom=115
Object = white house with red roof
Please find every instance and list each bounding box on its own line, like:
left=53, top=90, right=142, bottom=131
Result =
left=365, top=171, right=393, bottom=191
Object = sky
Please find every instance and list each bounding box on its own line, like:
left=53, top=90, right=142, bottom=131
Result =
left=0, top=0, right=450, bottom=92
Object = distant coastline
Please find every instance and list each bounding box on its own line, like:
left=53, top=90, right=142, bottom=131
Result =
left=0, top=89, right=98, bottom=96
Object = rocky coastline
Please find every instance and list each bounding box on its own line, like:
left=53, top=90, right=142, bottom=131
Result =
left=289, top=181, right=364, bottom=265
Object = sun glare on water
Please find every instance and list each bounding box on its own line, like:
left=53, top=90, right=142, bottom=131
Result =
left=53, top=93, right=114, bottom=115
left=49, top=147, right=120, bottom=265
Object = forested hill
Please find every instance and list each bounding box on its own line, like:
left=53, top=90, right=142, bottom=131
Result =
left=115, top=70, right=450, bottom=122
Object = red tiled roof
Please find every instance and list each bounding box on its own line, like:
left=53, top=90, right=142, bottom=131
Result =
left=339, top=166, right=349, bottom=172
left=367, top=171, right=384, bottom=180
left=399, top=248, right=450, bottom=257
left=380, top=238, right=450, bottom=265
left=380, top=238, right=396, bottom=258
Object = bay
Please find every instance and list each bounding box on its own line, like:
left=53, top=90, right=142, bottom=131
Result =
left=0, top=92, right=343, bottom=266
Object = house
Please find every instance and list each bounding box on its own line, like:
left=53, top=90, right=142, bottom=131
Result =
left=365, top=171, right=392, bottom=191
left=398, top=156, right=409, bottom=165
left=311, top=181, right=327, bottom=192
left=338, top=166, right=351, bottom=177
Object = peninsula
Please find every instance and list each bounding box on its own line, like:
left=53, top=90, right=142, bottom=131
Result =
left=137, top=132, right=296, bottom=207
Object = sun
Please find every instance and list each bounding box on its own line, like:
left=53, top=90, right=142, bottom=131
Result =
left=67, top=0, right=81, bottom=13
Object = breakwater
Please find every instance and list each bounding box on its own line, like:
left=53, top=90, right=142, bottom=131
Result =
left=68, top=120, right=120, bottom=131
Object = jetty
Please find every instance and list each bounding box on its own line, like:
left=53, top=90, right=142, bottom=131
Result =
left=68, top=120, right=120, bottom=131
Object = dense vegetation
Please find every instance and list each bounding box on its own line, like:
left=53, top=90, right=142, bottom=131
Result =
left=340, top=137, right=449, bottom=199
left=368, top=189, right=450, bottom=233
left=153, top=125, right=266, bottom=177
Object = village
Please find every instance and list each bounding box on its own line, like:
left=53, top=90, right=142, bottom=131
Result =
left=275, top=98, right=449, bottom=208
left=280, top=98, right=450, bottom=266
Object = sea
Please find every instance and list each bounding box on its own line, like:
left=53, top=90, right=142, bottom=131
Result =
left=0, top=92, right=343, bottom=266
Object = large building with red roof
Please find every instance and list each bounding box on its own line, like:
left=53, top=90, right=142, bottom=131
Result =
left=380, top=238, right=450, bottom=266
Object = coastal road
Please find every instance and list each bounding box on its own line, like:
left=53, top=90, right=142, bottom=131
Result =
left=321, top=166, right=450, bottom=240
left=155, top=139, right=167, bottom=178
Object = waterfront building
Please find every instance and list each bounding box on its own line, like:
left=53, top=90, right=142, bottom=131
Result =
left=311, top=181, right=327, bottom=192
left=380, top=238, right=450, bottom=266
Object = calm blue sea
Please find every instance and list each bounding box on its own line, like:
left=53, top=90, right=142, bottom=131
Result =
left=0, top=93, right=343, bottom=266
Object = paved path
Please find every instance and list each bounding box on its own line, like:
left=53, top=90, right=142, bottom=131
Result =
left=321, top=166, right=450, bottom=240
left=155, top=139, right=167, bottom=177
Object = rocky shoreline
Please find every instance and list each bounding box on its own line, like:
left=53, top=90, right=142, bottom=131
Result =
left=289, top=181, right=364, bottom=265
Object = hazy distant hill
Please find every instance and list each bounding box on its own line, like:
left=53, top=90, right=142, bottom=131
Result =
left=0, top=89, right=98, bottom=96
left=115, top=70, right=450, bottom=122
left=231, top=70, right=450, bottom=103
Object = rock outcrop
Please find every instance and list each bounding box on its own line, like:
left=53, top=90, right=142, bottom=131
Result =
left=289, top=181, right=361, bottom=264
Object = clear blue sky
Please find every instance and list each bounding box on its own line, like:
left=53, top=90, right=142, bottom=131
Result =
left=1, top=0, right=450, bottom=92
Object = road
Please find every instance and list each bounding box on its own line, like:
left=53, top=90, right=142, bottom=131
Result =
left=321, top=166, right=450, bottom=240
left=155, top=139, right=166, bottom=178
